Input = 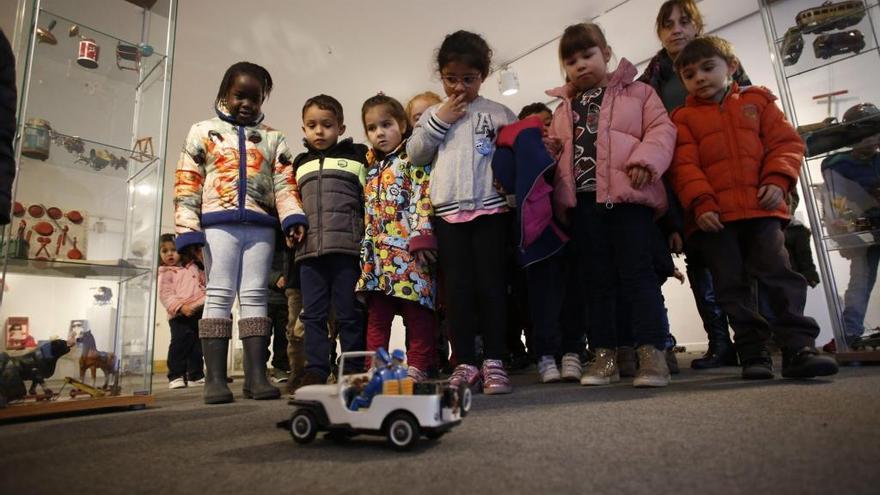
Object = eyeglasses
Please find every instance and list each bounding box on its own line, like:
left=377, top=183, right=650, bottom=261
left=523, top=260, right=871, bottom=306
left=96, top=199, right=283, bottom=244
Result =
left=440, top=74, right=482, bottom=87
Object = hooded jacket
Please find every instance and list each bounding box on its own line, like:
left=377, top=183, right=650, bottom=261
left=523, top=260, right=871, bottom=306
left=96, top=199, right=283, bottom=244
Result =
left=293, top=137, right=368, bottom=261
left=669, top=84, right=804, bottom=236
left=174, top=103, right=307, bottom=250
left=546, top=58, right=676, bottom=220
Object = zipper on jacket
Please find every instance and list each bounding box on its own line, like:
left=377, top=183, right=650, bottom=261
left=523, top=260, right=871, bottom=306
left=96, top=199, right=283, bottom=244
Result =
left=237, top=125, right=247, bottom=222
left=317, top=154, right=325, bottom=255
left=604, top=88, right=615, bottom=210
left=720, top=100, right=744, bottom=214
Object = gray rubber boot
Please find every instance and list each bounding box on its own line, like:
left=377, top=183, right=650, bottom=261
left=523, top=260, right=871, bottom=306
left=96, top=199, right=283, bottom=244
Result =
left=199, top=318, right=234, bottom=404
left=240, top=317, right=281, bottom=400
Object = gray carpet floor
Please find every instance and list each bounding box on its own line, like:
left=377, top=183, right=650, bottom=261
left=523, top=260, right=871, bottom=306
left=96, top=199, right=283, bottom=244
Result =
left=1, top=353, right=879, bottom=495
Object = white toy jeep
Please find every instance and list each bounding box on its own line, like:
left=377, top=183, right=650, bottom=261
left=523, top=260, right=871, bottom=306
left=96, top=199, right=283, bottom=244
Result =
left=278, top=351, right=471, bottom=451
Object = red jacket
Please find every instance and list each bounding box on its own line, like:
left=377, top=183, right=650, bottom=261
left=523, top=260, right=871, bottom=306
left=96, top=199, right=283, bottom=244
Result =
left=669, top=84, right=804, bottom=236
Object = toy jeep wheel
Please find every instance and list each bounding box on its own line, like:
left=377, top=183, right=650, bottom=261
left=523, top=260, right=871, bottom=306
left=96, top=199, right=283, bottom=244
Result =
left=289, top=409, right=318, bottom=444
left=458, top=384, right=472, bottom=417
left=385, top=412, right=420, bottom=451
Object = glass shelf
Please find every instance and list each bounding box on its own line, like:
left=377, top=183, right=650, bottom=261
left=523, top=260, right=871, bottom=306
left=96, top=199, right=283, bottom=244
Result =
left=40, top=9, right=167, bottom=59
left=823, top=228, right=880, bottom=251
left=3, top=257, right=151, bottom=281
left=785, top=45, right=879, bottom=78
left=19, top=129, right=157, bottom=179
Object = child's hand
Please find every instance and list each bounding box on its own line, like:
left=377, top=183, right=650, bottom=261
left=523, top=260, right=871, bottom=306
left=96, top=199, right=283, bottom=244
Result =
left=673, top=268, right=685, bottom=284
left=287, top=225, right=306, bottom=248
left=543, top=136, right=562, bottom=156
left=415, top=249, right=437, bottom=267
left=180, top=303, right=193, bottom=317
left=757, top=184, right=784, bottom=210
left=627, top=165, right=652, bottom=189
left=697, top=211, right=724, bottom=232
left=435, top=93, right=467, bottom=125
left=276, top=276, right=286, bottom=289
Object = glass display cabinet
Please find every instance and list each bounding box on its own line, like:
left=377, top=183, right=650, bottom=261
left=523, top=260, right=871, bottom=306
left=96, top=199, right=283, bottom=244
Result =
left=760, top=0, right=880, bottom=363
left=0, top=0, right=176, bottom=419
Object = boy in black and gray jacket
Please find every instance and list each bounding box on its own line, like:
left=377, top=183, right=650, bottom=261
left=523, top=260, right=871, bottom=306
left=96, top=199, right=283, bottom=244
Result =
left=291, top=94, right=368, bottom=389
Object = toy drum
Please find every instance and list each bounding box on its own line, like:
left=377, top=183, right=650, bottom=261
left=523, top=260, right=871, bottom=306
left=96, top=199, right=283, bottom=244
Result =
left=77, top=38, right=99, bottom=68
left=22, top=118, right=52, bottom=160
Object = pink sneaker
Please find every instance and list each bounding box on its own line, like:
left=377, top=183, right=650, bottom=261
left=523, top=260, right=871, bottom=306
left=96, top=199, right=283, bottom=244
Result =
left=448, top=364, right=481, bottom=392
left=407, top=366, right=428, bottom=383
left=481, top=359, right=512, bottom=395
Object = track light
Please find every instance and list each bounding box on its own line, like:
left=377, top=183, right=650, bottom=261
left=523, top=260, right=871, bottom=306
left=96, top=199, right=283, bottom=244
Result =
left=499, top=67, right=519, bottom=96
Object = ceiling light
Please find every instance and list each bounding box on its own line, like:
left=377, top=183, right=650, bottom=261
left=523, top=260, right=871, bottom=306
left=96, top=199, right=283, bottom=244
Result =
left=499, top=67, right=519, bottom=96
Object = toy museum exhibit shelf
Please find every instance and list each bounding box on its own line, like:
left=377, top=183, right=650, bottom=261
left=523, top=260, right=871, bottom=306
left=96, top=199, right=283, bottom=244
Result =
left=0, top=0, right=178, bottom=419
left=760, top=0, right=880, bottom=363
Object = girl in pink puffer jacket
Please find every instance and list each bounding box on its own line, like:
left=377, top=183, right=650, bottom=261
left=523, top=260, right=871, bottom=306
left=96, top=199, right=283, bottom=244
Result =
left=545, top=23, right=677, bottom=388
left=158, top=233, right=206, bottom=389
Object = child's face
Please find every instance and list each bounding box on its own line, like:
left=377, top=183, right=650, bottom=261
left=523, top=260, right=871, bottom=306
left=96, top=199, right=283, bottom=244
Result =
left=440, top=61, right=484, bottom=103
left=522, top=110, right=553, bottom=136
left=659, top=5, right=699, bottom=59
left=303, top=105, right=344, bottom=151
left=408, top=97, right=439, bottom=127
left=160, top=241, right=180, bottom=267
left=679, top=55, right=737, bottom=103
left=563, top=46, right=611, bottom=92
left=224, top=74, right=264, bottom=125
left=364, top=105, right=405, bottom=154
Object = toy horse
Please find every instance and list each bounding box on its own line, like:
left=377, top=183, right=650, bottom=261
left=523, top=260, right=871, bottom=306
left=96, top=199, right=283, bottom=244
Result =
left=0, top=340, right=71, bottom=407
left=77, top=329, right=118, bottom=391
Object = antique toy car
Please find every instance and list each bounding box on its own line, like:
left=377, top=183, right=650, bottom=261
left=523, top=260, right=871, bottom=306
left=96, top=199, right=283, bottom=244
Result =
left=278, top=351, right=471, bottom=451
left=782, top=27, right=805, bottom=66
left=796, top=0, right=866, bottom=34
left=813, top=29, right=866, bottom=59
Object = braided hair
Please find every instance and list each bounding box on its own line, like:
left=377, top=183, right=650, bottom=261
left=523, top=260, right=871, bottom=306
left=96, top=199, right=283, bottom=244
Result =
left=215, top=61, right=273, bottom=105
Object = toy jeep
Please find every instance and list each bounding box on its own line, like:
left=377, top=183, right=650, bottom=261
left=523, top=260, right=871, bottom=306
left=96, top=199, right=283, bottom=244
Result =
left=278, top=351, right=471, bottom=451
left=813, top=29, right=866, bottom=59
left=782, top=27, right=805, bottom=66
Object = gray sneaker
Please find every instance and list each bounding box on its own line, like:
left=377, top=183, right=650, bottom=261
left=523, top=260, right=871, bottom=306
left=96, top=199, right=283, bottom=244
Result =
left=634, top=345, right=670, bottom=388
left=270, top=368, right=289, bottom=383
left=580, top=348, right=619, bottom=386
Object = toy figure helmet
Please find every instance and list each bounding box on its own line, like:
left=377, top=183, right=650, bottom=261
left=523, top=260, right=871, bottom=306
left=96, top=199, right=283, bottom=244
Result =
left=374, top=347, right=391, bottom=365
left=843, top=102, right=880, bottom=125
left=391, top=349, right=406, bottom=362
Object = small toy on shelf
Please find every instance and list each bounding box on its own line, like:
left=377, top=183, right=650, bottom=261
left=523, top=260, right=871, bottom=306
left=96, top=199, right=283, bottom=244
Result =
left=70, top=321, right=118, bottom=392
left=813, top=29, right=865, bottom=59
left=279, top=350, right=470, bottom=451
left=796, top=1, right=866, bottom=34
left=0, top=340, right=71, bottom=408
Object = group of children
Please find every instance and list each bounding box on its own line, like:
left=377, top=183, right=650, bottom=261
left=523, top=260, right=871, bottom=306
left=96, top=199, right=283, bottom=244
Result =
left=160, top=3, right=839, bottom=404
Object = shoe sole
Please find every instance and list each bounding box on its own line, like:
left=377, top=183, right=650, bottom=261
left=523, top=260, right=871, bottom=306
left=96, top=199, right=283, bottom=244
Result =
left=580, top=374, right=620, bottom=386
left=484, top=385, right=512, bottom=395
left=633, top=376, right=670, bottom=387
left=561, top=372, right=581, bottom=382
left=782, top=361, right=839, bottom=379
left=540, top=372, right=561, bottom=383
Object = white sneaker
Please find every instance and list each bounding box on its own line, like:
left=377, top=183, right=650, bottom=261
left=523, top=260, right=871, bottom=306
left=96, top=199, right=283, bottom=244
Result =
left=168, top=377, right=187, bottom=389
left=560, top=353, right=583, bottom=382
left=537, top=355, right=561, bottom=383
left=189, top=378, right=205, bottom=386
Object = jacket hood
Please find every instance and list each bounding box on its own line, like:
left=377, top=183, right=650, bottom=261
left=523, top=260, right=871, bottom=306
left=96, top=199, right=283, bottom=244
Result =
left=214, top=100, right=265, bottom=127
left=546, top=58, right=638, bottom=100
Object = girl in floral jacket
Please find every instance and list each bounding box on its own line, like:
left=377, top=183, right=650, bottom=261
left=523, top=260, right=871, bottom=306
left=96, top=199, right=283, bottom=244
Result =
left=357, top=94, right=438, bottom=381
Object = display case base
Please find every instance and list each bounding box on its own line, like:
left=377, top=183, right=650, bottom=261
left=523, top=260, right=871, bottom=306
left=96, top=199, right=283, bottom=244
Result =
left=836, top=351, right=880, bottom=365
left=0, top=394, right=153, bottom=421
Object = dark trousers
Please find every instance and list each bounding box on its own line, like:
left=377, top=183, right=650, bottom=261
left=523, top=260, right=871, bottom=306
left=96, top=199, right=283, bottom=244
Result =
left=683, top=245, right=732, bottom=346
left=527, top=245, right=586, bottom=357
left=167, top=312, right=204, bottom=381
left=267, top=301, right=290, bottom=371
left=573, top=197, right=666, bottom=350
left=301, top=254, right=364, bottom=379
left=434, top=213, right=509, bottom=365
left=690, top=218, right=820, bottom=359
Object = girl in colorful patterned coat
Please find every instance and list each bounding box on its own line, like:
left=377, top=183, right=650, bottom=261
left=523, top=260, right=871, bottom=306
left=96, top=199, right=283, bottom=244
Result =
left=357, top=94, right=438, bottom=382
left=174, top=62, right=307, bottom=405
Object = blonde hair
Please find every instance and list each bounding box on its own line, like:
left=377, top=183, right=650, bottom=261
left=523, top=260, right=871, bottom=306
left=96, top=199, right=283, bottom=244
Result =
left=405, top=91, right=443, bottom=122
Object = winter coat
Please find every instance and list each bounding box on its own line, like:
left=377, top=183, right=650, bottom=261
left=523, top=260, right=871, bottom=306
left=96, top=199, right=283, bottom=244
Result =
left=491, top=116, right=568, bottom=266
left=669, top=84, right=804, bottom=236
left=158, top=262, right=206, bottom=320
left=546, top=58, right=676, bottom=220
left=174, top=103, right=306, bottom=250
left=407, top=96, right=517, bottom=217
left=356, top=140, right=436, bottom=310
left=293, top=138, right=368, bottom=262
left=0, top=30, right=16, bottom=226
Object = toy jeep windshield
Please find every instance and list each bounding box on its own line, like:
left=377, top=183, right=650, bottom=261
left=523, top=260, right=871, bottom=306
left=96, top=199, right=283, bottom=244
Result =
left=278, top=351, right=471, bottom=451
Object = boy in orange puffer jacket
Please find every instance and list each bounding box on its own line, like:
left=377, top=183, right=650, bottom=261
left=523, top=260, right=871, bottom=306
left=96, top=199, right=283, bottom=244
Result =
left=669, top=36, right=837, bottom=380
